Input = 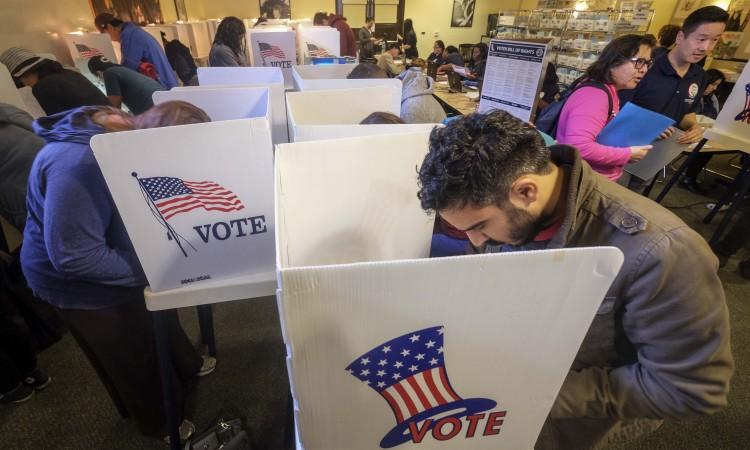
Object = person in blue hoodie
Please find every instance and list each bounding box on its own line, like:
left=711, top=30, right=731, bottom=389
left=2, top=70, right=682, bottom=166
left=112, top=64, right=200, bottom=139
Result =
left=21, top=105, right=205, bottom=441
left=95, top=13, right=178, bottom=89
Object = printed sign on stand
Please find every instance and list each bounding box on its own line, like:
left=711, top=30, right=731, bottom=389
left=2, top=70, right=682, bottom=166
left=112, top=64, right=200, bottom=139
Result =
left=197, top=67, right=289, bottom=144
left=285, top=86, right=402, bottom=141
left=478, top=39, right=549, bottom=122
left=274, top=133, right=625, bottom=450
left=709, top=61, right=750, bottom=148
left=247, top=28, right=297, bottom=89
left=91, top=119, right=275, bottom=292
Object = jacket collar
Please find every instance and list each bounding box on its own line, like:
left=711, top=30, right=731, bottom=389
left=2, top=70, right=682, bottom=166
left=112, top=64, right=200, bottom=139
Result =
left=546, top=145, right=594, bottom=249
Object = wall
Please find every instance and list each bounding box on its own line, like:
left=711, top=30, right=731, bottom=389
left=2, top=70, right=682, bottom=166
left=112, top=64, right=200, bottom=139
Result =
left=404, top=0, right=522, bottom=58
left=0, top=0, right=96, bottom=65
left=186, top=0, right=335, bottom=20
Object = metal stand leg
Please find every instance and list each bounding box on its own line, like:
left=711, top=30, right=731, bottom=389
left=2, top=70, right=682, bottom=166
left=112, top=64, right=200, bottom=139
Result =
left=704, top=157, right=750, bottom=224
left=642, top=172, right=660, bottom=197
left=197, top=304, right=217, bottom=357
left=153, top=311, right=181, bottom=450
left=709, top=173, right=750, bottom=247
left=655, top=138, right=708, bottom=203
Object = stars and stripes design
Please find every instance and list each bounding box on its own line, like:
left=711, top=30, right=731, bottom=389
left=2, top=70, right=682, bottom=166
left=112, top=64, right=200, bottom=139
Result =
left=307, top=43, right=332, bottom=57
left=734, top=83, right=750, bottom=124
left=259, top=42, right=286, bottom=59
left=75, top=43, right=103, bottom=58
left=139, top=176, right=245, bottom=220
left=345, top=326, right=461, bottom=424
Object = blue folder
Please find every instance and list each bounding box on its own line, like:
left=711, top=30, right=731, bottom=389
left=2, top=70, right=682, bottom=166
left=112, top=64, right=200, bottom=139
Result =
left=596, top=103, right=675, bottom=147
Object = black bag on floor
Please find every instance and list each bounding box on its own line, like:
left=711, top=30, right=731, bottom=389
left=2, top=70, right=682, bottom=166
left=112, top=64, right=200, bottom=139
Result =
left=184, top=419, right=252, bottom=450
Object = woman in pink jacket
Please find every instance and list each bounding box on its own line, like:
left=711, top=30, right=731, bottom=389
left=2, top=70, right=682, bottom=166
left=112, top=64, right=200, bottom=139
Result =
left=557, top=35, right=655, bottom=181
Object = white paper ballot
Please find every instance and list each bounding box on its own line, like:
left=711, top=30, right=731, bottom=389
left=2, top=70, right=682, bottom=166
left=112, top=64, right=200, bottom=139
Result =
left=625, top=129, right=687, bottom=180
left=453, top=65, right=469, bottom=77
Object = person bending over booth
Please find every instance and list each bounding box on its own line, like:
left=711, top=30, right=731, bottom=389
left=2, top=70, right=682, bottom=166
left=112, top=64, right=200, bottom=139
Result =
left=88, top=56, right=165, bottom=115
left=417, top=110, right=733, bottom=450
left=377, top=43, right=404, bottom=77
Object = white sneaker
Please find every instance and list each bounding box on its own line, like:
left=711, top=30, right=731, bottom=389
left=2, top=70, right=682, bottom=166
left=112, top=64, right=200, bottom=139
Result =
left=163, top=419, right=195, bottom=444
left=197, top=356, right=217, bottom=377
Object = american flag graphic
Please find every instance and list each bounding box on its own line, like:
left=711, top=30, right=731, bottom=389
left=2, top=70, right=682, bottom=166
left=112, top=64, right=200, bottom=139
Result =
left=734, top=83, right=750, bottom=124
left=259, top=42, right=286, bottom=59
left=139, top=176, right=245, bottom=220
left=307, top=43, right=331, bottom=57
left=346, top=326, right=461, bottom=424
left=75, top=43, right=103, bottom=58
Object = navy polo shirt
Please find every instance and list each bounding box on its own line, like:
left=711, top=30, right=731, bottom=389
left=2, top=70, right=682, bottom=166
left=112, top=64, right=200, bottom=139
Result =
left=627, top=53, right=707, bottom=123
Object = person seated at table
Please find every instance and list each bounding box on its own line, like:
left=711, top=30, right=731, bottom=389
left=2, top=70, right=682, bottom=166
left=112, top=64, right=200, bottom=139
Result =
left=556, top=34, right=656, bottom=182
left=427, top=40, right=446, bottom=66
left=209, top=16, right=248, bottom=67
left=397, top=66, right=447, bottom=124
left=347, top=62, right=388, bottom=79
left=437, top=46, right=464, bottom=74
left=21, top=103, right=214, bottom=443
left=87, top=55, right=165, bottom=116
left=464, top=43, right=488, bottom=82
left=699, top=68, right=725, bottom=120
left=360, top=111, right=405, bottom=124
left=377, top=42, right=403, bottom=77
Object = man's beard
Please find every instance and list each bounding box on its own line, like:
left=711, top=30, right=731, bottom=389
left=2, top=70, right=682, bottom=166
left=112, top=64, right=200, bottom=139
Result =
left=503, top=204, right=547, bottom=246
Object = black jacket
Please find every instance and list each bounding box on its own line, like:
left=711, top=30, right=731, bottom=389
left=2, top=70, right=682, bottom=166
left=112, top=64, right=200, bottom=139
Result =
left=32, top=70, right=110, bottom=115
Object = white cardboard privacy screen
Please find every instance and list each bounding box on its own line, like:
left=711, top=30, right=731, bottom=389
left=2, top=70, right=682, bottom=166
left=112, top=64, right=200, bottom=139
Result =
left=291, top=63, right=357, bottom=90
left=91, top=119, right=275, bottom=292
left=276, top=248, right=623, bottom=450
left=63, top=32, right=118, bottom=63
left=275, top=132, right=434, bottom=268
left=294, top=123, right=439, bottom=142
left=247, top=28, right=297, bottom=89
left=143, top=25, right=178, bottom=49
left=197, top=67, right=289, bottom=143
left=709, top=62, right=750, bottom=150
left=153, top=86, right=271, bottom=126
left=0, top=64, right=26, bottom=112
left=285, top=87, right=402, bottom=141
left=297, top=26, right=341, bottom=63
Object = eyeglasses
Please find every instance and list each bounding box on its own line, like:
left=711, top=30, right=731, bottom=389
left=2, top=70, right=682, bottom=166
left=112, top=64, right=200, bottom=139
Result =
left=630, top=57, right=653, bottom=69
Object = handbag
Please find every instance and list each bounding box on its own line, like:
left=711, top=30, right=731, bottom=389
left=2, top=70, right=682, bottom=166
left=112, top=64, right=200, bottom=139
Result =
left=184, top=418, right=252, bottom=450
left=138, top=60, right=159, bottom=81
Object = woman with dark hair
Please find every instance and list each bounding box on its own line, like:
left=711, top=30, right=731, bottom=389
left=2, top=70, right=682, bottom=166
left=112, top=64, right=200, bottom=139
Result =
left=700, top=68, right=725, bottom=119
left=209, top=16, right=248, bottom=67
left=427, top=40, right=446, bottom=65
left=556, top=34, right=655, bottom=181
left=399, top=19, right=418, bottom=59
left=0, top=47, right=109, bottom=116
left=466, top=43, right=488, bottom=81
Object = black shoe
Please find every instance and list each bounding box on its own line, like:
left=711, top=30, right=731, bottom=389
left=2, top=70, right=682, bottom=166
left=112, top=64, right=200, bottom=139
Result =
left=679, top=177, right=708, bottom=195
left=22, top=368, right=52, bottom=391
left=0, top=383, right=35, bottom=404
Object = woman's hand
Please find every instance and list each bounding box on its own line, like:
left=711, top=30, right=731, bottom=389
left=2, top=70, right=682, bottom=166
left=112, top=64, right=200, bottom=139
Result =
left=629, top=145, right=652, bottom=162
left=658, top=126, right=675, bottom=140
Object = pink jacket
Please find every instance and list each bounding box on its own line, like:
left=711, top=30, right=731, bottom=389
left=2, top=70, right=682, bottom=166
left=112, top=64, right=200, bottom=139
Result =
left=556, top=83, right=631, bottom=181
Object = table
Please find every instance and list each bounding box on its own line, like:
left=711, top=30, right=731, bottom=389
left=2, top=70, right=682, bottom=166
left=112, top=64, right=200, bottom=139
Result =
left=432, top=76, right=479, bottom=116
left=145, top=271, right=277, bottom=449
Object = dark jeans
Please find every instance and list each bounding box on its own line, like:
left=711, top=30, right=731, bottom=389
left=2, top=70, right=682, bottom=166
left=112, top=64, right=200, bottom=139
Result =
left=0, top=311, right=37, bottom=393
left=60, top=298, right=202, bottom=436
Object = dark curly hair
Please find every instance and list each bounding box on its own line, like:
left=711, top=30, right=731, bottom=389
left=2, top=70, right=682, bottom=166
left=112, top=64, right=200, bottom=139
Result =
left=417, top=110, right=551, bottom=212
left=213, top=16, right=246, bottom=57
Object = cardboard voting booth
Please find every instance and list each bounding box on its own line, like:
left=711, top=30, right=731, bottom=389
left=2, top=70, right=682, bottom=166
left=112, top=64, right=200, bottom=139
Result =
left=153, top=86, right=271, bottom=128
left=0, top=64, right=26, bottom=112
left=197, top=67, right=289, bottom=144
left=285, top=86, right=402, bottom=142
left=296, top=25, right=340, bottom=64
left=247, top=27, right=297, bottom=89
left=707, top=61, right=750, bottom=148
left=144, top=25, right=181, bottom=49
left=274, top=133, right=625, bottom=450
left=175, top=22, right=211, bottom=59
left=63, top=32, right=119, bottom=63
left=294, top=123, right=439, bottom=142
left=91, top=119, right=275, bottom=292
left=291, top=64, right=358, bottom=90
left=206, top=19, right=219, bottom=44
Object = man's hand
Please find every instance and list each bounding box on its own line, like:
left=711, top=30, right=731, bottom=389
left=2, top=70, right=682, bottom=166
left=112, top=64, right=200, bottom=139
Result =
left=658, top=126, right=675, bottom=140
left=677, top=125, right=703, bottom=144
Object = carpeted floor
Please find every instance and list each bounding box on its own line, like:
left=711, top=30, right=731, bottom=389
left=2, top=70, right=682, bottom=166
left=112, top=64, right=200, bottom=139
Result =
left=0, top=155, right=748, bottom=449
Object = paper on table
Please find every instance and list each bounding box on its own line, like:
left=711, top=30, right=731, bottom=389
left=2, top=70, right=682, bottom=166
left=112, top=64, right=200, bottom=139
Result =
left=624, top=129, right=687, bottom=180
left=453, top=65, right=469, bottom=77
left=597, top=103, right=674, bottom=147
left=466, top=91, right=480, bottom=99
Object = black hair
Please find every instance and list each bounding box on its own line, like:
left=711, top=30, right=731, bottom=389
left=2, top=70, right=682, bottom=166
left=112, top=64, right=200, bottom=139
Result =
left=657, top=24, right=681, bottom=47
left=404, top=18, right=415, bottom=35
left=87, top=55, right=118, bottom=74
left=706, top=68, right=726, bottom=85
left=585, top=34, right=654, bottom=84
left=387, top=42, right=401, bottom=52
left=642, top=34, right=657, bottom=48
left=213, top=16, right=246, bottom=57
left=682, top=6, right=729, bottom=36
left=347, top=62, right=388, bottom=79
left=417, top=110, right=551, bottom=211
left=366, top=17, right=375, bottom=23
left=474, top=43, right=489, bottom=60
left=313, top=12, right=329, bottom=25
left=445, top=45, right=459, bottom=54
left=434, top=40, right=445, bottom=50
left=360, top=111, right=405, bottom=124
left=95, top=13, right=123, bottom=31
left=28, top=59, right=65, bottom=80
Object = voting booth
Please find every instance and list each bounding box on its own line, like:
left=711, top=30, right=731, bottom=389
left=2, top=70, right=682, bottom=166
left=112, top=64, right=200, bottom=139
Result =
left=153, top=87, right=271, bottom=132
left=296, top=25, right=340, bottom=64
left=274, top=133, right=625, bottom=450
left=291, top=64, right=402, bottom=94
left=91, top=119, right=275, bottom=293
left=63, top=32, right=119, bottom=63
left=144, top=24, right=181, bottom=49
left=176, top=22, right=211, bottom=59
left=247, top=27, right=297, bottom=89
left=197, top=67, right=289, bottom=144
left=285, top=86, right=402, bottom=141
left=709, top=61, right=750, bottom=149
left=0, top=64, right=26, bottom=112
left=294, top=123, right=439, bottom=142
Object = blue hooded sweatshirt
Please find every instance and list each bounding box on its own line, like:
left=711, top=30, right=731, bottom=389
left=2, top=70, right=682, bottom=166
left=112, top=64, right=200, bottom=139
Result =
left=120, top=22, right=178, bottom=89
left=21, top=107, right=147, bottom=310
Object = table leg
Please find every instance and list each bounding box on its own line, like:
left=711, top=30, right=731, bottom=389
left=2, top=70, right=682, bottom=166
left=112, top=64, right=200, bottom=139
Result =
left=704, top=157, right=750, bottom=224
left=197, top=304, right=217, bottom=357
left=153, top=310, right=181, bottom=450
left=709, top=172, right=750, bottom=247
left=655, top=138, right=708, bottom=204
left=642, top=173, right=660, bottom=197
